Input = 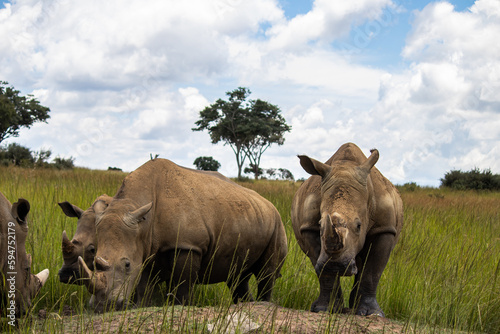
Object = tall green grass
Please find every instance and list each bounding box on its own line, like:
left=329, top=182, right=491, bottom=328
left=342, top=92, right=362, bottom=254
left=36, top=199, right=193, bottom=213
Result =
left=1, top=167, right=499, bottom=333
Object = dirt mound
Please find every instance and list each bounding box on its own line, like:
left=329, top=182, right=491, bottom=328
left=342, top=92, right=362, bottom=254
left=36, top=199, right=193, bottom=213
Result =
left=37, top=302, right=404, bottom=333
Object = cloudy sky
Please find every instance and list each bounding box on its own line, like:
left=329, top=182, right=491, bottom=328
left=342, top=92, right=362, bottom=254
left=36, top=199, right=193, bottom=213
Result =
left=1, top=0, right=499, bottom=186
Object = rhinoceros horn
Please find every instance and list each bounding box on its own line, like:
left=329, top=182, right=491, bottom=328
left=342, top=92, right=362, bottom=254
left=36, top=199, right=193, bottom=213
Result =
left=323, top=214, right=344, bottom=253
left=35, top=269, right=50, bottom=287
left=61, top=230, right=75, bottom=255
left=359, top=149, right=379, bottom=176
left=79, top=256, right=106, bottom=294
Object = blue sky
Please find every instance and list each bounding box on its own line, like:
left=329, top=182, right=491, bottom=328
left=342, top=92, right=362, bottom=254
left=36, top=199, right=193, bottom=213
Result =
left=0, top=0, right=498, bottom=186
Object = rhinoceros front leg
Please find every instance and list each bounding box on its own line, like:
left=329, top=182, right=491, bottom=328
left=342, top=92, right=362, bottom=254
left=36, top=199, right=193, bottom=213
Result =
left=301, top=230, right=344, bottom=313
left=349, top=233, right=395, bottom=316
left=311, top=271, right=343, bottom=313
left=228, top=275, right=254, bottom=303
left=169, top=249, right=201, bottom=305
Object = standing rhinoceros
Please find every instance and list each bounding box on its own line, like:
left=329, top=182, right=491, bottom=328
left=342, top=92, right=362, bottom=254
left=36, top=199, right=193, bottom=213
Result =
left=0, top=192, right=49, bottom=317
left=57, top=194, right=112, bottom=284
left=291, top=143, right=403, bottom=316
left=79, top=159, right=287, bottom=312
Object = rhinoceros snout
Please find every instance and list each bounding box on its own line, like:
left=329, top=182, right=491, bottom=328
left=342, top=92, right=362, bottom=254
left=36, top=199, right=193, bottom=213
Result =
left=58, top=267, right=80, bottom=284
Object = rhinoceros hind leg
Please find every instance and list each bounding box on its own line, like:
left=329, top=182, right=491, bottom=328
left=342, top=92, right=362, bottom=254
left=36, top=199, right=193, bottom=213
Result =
left=255, top=270, right=278, bottom=302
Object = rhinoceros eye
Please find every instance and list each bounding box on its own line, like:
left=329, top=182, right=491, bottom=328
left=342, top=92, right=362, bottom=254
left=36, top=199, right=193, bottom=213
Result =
left=87, top=244, right=96, bottom=256
left=355, top=219, right=362, bottom=233
left=124, top=259, right=131, bottom=271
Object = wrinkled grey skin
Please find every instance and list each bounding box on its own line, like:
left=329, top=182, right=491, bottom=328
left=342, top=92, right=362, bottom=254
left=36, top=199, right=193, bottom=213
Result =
left=0, top=192, right=49, bottom=317
left=58, top=195, right=112, bottom=284
left=80, top=159, right=287, bottom=313
left=291, top=143, right=403, bottom=316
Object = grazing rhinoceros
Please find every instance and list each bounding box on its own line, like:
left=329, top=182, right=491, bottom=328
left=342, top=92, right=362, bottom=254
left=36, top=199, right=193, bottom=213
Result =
left=79, top=159, right=287, bottom=312
left=57, top=194, right=112, bottom=284
left=291, top=143, right=403, bottom=316
left=0, top=192, right=49, bottom=317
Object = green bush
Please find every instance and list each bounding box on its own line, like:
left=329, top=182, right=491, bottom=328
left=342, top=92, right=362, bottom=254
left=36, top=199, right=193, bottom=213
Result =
left=441, top=168, right=500, bottom=190
left=0, top=143, right=74, bottom=169
left=0, top=142, right=34, bottom=166
left=52, top=156, right=75, bottom=169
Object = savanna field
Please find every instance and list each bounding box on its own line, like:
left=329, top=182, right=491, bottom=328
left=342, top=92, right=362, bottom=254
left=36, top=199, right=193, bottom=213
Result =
left=0, top=166, right=499, bottom=333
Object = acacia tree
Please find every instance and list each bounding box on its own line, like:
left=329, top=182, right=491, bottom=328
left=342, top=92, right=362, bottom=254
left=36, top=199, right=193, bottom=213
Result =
left=0, top=81, right=50, bottom=143
left=192, top=87, right=290, bottom=179
left=193, top=156, right=221, bottom=171
left=242, top=98, right=290, bottom=179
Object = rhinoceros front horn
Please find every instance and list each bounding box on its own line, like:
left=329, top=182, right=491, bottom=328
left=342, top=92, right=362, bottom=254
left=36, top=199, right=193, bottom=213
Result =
left=79, top=256, right=106, bottom=294
left=35, top=269, right=50, bottom=287
left=323, top=215, right=343, bottom=253
left=62, top=230, right=75, bottom=255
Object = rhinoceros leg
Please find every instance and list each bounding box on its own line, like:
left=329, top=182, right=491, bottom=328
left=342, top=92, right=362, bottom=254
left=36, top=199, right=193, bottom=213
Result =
left=168, top=249, right=201, bottom=305
left=311, top=272, right=343, bottom=313
left=228, top=275, right=254, bottom=303
left=252, top=221, right=287, bottom=302
left=349, top=233, right=395, bottom=316
left=300, top=229, right=344, bottom=313
left=300, top=230, right=321, bottom=267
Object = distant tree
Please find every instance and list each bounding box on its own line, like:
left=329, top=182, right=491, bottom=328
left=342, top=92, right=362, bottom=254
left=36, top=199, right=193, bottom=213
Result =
left=242, top=98, right=291, bottom=179
left=193, top=156, right=221, bottom=171
left=278, top=168, right=294, bottom=181
left=244, top=164, right=263, bottom=179
left=0, top=81, right=50, bottom=143
left=33, top=148, right=52, bottom=167
left=52, top=156, right=75, bottom=169
left=441, top=168, right=500, bottom=190
left=0, top=143, right=33, bottom=166
left=192, top=87, right=290, bottom=179
left=264, top=167, right=294, bottom=181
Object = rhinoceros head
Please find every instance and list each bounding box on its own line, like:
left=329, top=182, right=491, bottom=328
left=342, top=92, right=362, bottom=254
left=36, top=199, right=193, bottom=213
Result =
left=58, top=195, right=111, bottom=284
left=2, top=198, right=49, bottom=316
left=298, top=149, right=379, bottom=277
left=80, top=201, right=153, bottom=313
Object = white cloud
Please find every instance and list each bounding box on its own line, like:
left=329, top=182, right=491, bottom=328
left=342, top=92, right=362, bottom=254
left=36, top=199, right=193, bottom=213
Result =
left=364, top=0, right=500, bottom=185
left=267, top=0, right=393, bottom=50
left=1, top=0, right=499, bottom=186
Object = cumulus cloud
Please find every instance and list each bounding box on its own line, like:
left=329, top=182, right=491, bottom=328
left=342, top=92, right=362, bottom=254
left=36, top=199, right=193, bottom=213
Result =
left=364, top=0, right=500, bottom=184
left=266, top=0, right=393, bottom=49
left=1, top=0, right=499, bottom=186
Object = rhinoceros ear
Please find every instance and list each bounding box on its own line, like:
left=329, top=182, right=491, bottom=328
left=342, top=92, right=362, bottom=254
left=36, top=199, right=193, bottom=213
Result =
left=58, top=201, right=84, bottom=218
left=93, top=199, right=109, bottom=215
left=298, top=155, right=332, bottom=178
left=130, top=202, right=153, bottom=223
left=358, top=149, right=379, bottom=176
left=12, top=198, right=30, bottom=225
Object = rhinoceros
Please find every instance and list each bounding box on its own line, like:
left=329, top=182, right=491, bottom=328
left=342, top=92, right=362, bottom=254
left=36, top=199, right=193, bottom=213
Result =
left=79, top=159, right=287, bottom=312
left=58, top=194, right=112, bottom=284
left=0, top=192, right=49, bottom=317
left=291, top=143, right=403, bottom=316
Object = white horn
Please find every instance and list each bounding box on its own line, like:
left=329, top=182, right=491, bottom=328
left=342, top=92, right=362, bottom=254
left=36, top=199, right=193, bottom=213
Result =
left=35, top=269, right=50, bottom=286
